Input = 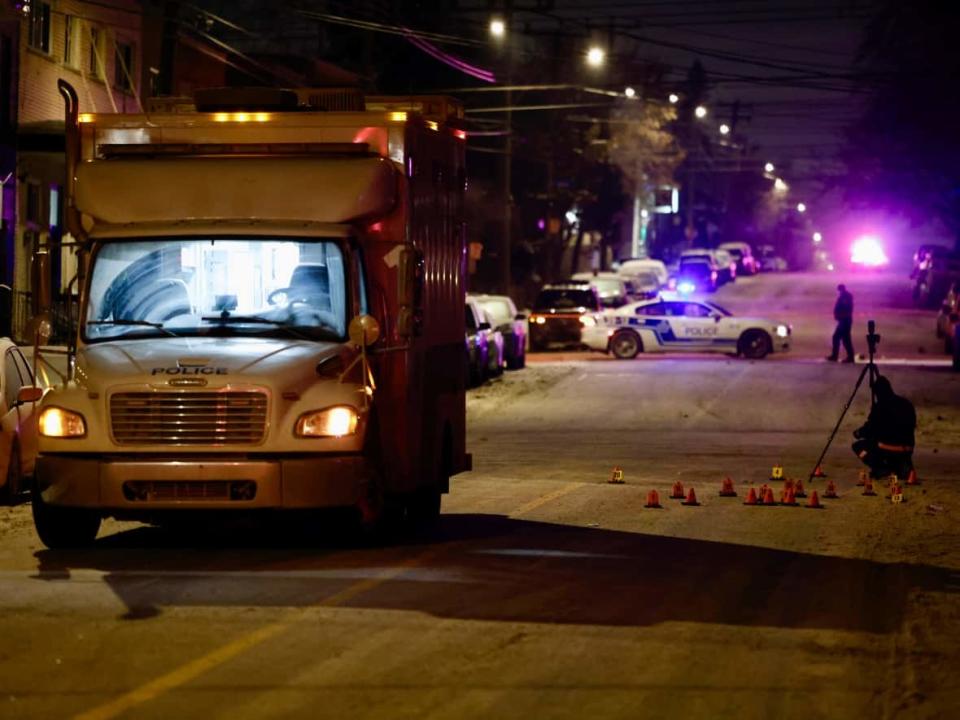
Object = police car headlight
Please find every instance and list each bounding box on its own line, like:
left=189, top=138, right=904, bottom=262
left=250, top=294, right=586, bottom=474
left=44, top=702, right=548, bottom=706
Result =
left=580, top=315, right=597, bottom=327
left=295, top=406, right=358, bottom=438
left=38, top=407, right=87, bottom=438
left=776, top=324, right=790, bottom=338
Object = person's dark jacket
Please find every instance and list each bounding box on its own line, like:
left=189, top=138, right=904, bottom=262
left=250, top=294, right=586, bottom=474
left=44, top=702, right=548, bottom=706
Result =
left=856, top=388, right=916, bottom=448
left=834, top=290, right=854, bottom=321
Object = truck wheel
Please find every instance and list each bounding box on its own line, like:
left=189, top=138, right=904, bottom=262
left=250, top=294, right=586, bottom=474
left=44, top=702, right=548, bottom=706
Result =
left=739, top=330, right=772, bottom=359
left=32, top=491, right=101, bottom=549
left=610, top=331, right=641, bottom=359
left=1, top=438, right=21, bottom=506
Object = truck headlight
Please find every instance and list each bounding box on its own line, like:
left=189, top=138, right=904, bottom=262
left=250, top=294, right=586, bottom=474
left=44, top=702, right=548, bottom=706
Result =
left=38, top=407, right=87, bottom=438
left=295, top=406, right=358, bottom=438
left=776, top=324, right=790, bottom=338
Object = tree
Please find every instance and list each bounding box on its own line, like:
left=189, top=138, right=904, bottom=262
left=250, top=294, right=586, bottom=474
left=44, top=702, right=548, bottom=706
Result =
left=845, top=1, right=960, bottom=246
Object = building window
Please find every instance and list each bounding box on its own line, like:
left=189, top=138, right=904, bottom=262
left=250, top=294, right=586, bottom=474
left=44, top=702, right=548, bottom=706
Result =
left=28, top=2, right=51, bottom=54
left=63, top=15, right=76, bottom=67
left=25, top=183, right=42, bottom=226
left=88, top=27, right=103, bottom=79
left=114, top=41, right=134, bottom=92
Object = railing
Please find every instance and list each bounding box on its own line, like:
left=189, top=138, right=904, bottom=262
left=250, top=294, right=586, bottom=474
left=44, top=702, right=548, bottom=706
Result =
left=8, top=290, right=76, bottom=346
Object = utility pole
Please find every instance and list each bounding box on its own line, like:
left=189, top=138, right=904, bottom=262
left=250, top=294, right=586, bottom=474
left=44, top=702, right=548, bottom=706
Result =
left=500, top=3, right=513, bottom=295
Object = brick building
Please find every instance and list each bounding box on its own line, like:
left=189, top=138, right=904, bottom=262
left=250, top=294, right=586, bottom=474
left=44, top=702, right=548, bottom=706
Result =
left=1, top=0, right=142, bottom=339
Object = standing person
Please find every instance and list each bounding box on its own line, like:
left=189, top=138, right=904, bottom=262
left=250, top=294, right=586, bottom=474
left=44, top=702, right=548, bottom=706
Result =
left=827, top=283, right=855, bottom=363
left=852, top=376, right=916, bottom=479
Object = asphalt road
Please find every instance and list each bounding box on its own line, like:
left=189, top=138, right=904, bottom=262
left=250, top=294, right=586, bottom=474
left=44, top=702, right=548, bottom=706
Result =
left=1, top=270, right=958, bottom=720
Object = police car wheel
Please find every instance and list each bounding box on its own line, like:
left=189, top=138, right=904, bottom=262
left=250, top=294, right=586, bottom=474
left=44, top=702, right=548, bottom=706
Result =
left=610, top=331, right=642, bottom=359
left=739, top=330, right=772, bottom=359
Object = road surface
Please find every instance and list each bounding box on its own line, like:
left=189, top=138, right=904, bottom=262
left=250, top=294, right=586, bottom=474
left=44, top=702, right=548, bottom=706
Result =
left=1, top=270, right=957, bottom=720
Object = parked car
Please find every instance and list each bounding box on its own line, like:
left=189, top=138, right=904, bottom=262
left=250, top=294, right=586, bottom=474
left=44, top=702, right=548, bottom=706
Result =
left=481, top=307, right=505, bottom=378
left=913, top=248, right=960, bottom=308
left=674, top=259, right=719, bottom=294
left=582, top=299, right=791, bottom=360
left=465, top=298, right=491, bottom=387
left=616, top=258, right=669, bottom=287
left=617, top=268, right=661, bottom=300
left=756, top=245, right=789, bottom=272
left=680, top=249, right=733, bottom=284
left=718, top=241, right=759, bottom=275
left=1, top=338, right=42, bottom=504
left=570, top=272, right=631, bottom=308
left=472, top=293, right=526, bottom=369
left=937, top=282, right=959, bottom=350
left=529, top=283, right=602, bottom=351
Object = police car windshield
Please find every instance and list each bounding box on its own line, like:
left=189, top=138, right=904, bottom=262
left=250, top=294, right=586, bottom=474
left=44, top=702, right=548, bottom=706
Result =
left=535, top=288, right=596, bottom=310
left=705, top=302, right=732, bottom=316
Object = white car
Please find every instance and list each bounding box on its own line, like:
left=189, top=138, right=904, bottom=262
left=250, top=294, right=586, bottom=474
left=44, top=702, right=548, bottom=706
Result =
left=582, top=299, right=791, bottom=360
left=1, top=338, right=42, bottom=503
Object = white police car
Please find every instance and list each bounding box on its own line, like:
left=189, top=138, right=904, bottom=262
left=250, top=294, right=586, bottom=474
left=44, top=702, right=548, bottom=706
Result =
left=582, top=298, right=791, bottom=359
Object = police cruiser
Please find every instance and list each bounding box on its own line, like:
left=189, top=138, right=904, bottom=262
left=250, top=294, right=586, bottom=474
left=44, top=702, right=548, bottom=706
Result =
left=582, top=298, right=791, bottom=359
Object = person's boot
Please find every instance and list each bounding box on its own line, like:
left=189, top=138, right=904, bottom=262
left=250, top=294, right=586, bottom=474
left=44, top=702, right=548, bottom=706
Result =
left=842, top=356, right=855, bottom=364
left=825, top=355, right=838, bottom=361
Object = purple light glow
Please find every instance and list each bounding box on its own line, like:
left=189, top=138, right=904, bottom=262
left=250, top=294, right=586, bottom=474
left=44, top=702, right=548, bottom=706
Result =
left=850, top=235, right=889, bottom=267
left=404, top=32, right=496, bottom=83
left=537, top=218, right=546, bottom=231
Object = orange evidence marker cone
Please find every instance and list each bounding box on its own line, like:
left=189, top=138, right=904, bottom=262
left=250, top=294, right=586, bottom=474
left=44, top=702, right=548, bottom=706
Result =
left=609, top=466, right=625, bottom=484
left=794, top=479, right=807, bottom=498
left=719, top=477, right=737, bottom=497
left=805, top=490, right=825, bottom=509
left=645, top=489, right=662, bottom=508
left=681, top=488, right=701, bottom=506
left=862, top=478, right=877, bottom=496
left=856, top=469, right=867, bottom=487
left=670, top=481, right=685, bottom=499
left=906, top=469, right=920, bottom=486
left=824, top=480, right=839, bottom=499
left=744, top=487, right=759, bottom=506
left=813, top=465, right=827, bottom=478
left=783, top=478, right=795, bottom=493
left=781, top=486, right=798, bottom=506
left=762, top=487, right=777, bottom=506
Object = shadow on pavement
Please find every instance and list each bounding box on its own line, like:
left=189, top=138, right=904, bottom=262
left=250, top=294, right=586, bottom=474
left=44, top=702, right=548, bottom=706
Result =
left=33, top=512, right=957, bottom=634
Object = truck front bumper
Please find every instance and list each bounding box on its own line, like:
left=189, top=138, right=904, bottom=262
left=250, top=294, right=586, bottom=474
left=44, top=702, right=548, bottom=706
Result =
left=35, top=454, right=372, bottom=511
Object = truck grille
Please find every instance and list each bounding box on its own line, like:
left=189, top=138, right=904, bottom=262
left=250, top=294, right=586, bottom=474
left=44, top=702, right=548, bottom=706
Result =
left=110, top=391, right=268, bottom=445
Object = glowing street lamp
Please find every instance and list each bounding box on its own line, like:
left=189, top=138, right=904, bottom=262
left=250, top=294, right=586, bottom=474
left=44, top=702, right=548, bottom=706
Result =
left=774, top=177, right=788, bottom=192
left=489, top=18, right=505, bottom=38
left=764, top=162, right=775, bottom=173
left=719, top=123, right=730, bottom=135
left=586, top=46, right=605, bottom=68
left=813, top=231, right=823, bottom=243
left=694, top=105, right=707, bottom=119
left=668, top=93, right=679, bottom=104
left=796, top=202, right=807, bottom=213
left=624, top=86, right=636, bottom=99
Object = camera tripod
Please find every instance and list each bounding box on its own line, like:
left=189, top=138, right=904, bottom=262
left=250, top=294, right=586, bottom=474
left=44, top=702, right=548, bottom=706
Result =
left=807, top=320, right=881, bottom=482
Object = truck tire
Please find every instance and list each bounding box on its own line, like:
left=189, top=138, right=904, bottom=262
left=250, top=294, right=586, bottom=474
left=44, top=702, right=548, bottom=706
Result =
left=739, top=330, right=772, bottom=359
left=32, top=491, right=101, bottom=549
left=0, top=438, right=21, bottom=506
left=610, top=330, right=641, bottom=359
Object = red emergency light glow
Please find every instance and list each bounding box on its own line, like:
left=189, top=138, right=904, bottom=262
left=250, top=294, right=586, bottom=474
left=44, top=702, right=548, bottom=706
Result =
left=453, top=129, right=467, bottom=140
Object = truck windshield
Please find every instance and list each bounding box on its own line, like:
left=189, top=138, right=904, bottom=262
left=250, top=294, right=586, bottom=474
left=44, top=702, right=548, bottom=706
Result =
left=84, top=238, right=349, bottom=342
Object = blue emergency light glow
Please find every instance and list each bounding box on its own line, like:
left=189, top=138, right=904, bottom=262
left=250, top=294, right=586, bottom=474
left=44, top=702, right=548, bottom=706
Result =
left=677, top=281, right=696, bottom=295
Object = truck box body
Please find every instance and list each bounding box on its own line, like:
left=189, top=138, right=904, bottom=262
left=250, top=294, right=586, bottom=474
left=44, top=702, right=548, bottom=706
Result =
left=33, top=97, right=468, bottom=526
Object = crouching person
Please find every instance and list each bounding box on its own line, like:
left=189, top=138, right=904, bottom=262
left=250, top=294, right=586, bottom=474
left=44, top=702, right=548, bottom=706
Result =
left=852, top=376, right=916, bottom=479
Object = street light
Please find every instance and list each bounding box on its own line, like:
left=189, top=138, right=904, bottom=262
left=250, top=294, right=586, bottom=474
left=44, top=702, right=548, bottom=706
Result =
left=586, top=46, right=605, bottom=68
left=797, top=202, right=807, bottom=213
left=694, top=105, right=707, bottom=119
left=624, top=86, right=636, bottom=99
left=489, top=18, right=505, bottom=38
left=719, top=123, right=730, bottom=135
left=813, top=232, right=823, bottom=243
left=668, top=93, right=679, bottom=104
left=764, top=162, right=775, bottom=173
left=774, top=177, right=788, bottom=192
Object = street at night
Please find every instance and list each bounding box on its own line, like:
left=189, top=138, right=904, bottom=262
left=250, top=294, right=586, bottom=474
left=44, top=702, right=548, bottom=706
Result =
left=2, top=271, right=958, bottom=719
left=2, top=1, right=960, bottom=719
